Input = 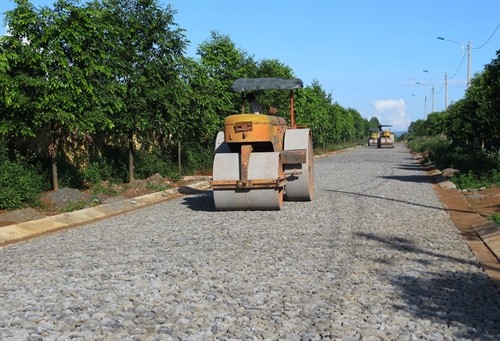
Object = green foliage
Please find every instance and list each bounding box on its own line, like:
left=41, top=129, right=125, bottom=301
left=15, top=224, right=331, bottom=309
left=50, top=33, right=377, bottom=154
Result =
left=82, top=158, right=116, bottom=185
left=369, top=117, right=380, bottom=129
left=0, top=152, right=48, bottom=210
left=451, top=170, right=500, bottom=190
left=180, top=142, right=214, bottom=175
left=445, top=146, right=497, bottom=174
left=145, top=182, right=171, bottom=192
left=489, top=214, right=500, bottom=224
left=406, top=136, right=450, bottom=165
left=444, top=52, right=500, bottom=152
left=89, top=182, right=119, bottom=197
left=134, top=151, right=181, bottom=182
left=408, top=135, right=499, bottom=176
left=407, top=51, right=500, bottom=188
left=60, top=200, right=88, bottom=213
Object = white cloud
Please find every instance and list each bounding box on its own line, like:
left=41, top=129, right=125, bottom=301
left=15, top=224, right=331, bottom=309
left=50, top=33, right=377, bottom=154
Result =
left=372, top=99, right=411, bottom=132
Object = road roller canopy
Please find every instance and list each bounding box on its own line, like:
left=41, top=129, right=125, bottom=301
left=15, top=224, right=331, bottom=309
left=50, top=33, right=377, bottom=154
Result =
left=231, top=78, right=304, bottom=92
left=378, top=124, right=392, bottom=131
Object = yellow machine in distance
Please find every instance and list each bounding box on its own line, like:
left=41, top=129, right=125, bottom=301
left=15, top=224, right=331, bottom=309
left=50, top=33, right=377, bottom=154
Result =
left=377, top=124, right=395, bottom=148
left=212, top=78, right=314, bottom=211
left=368, top=129, right=379, bottom=146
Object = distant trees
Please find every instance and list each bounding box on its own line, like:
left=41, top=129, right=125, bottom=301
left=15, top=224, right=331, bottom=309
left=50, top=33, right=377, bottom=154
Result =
left=406, top=50, right=499, bottom=182
left=408, top=50, right=499, bottom=153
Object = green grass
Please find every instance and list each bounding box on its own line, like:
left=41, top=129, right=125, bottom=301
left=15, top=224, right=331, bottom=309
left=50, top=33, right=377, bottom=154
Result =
left=489, top=214, right=500, bottom=224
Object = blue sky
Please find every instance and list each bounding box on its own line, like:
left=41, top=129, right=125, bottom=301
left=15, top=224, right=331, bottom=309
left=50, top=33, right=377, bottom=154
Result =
left=1, top=0, right=499, bottom=131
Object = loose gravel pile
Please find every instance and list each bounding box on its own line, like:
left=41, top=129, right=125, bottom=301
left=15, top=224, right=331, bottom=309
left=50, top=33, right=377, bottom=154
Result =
left=1, top=144, right=499, bottom=340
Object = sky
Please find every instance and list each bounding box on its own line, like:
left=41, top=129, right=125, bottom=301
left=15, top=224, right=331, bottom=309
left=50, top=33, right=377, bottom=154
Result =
left=1, top=0, right=499, bottom=132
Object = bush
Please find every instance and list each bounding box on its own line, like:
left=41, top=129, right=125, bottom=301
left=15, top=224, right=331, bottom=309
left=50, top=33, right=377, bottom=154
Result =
left=0, top=155, right=48, bottom=210
left=445, top=146, right=497, bottom=175
left=82, top=158, right=116, bottom=185
left=181, top=142, right=214, bottom=175
left=451, top=169, right=500, bottom=190
left=490, top=214, right=500, bottom=224
left=407, top=136, right=451, bottom=167
left=135, top=151, right=181, bottom=181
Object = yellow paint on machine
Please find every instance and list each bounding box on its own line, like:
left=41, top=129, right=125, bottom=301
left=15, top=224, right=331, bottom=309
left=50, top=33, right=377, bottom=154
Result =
left=224, top=114, right=286, bottom=151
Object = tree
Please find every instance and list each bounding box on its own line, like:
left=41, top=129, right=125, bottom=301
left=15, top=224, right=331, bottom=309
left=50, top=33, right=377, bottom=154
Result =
left=369, top=116, right=381, bottom=130
left=1, top=0, right=116, bottom=190
left=180, top=31, right=255, bottom=146
left=351, top=108, right=369, bottom=140
left=295, top=80, right=332, bottom=147
left=426, top=111, right=447, bottom=137
left=253, top=59, right=295, bottom=117
left=0, top=0, right=43, bottom=139
left=468, top=51, right=500, bottom=150
left=97, top=0, right=187, bottom=182
left=407, top=119, right=429, bottom=137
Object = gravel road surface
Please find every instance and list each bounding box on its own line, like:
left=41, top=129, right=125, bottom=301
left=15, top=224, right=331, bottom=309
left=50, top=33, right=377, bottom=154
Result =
left=1, top=143, right=499, bottom=340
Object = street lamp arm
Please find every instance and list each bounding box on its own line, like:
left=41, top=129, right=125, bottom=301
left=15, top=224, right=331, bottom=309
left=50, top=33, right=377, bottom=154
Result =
left=437, top=36, right=465, bottom=52
left=437, top=36, right=470, bottom=87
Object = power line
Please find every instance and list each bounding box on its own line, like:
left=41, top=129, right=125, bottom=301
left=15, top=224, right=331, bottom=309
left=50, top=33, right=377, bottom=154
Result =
left=473, top=21, right=500, bottom=50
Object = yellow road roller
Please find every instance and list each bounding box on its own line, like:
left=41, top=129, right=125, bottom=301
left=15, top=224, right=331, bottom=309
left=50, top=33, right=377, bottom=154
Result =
left=377, top=124, right=395, bottom=148
left=368, top=129, right=379, bottom=146
left=212, top=78, right=314, bottom=210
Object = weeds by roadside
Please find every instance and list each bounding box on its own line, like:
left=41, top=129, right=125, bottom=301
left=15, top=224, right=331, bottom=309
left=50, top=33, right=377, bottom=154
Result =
left=490, top=214, right=500, bottom=224
left=407, top=136, right=500, bottom=190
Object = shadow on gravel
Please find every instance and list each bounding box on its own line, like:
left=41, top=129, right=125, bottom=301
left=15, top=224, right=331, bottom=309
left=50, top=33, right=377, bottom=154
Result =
left=356, top=232, right=500, bottom=339
left=181, top=192, right=215, bottom=211
left=394, top=163, right=428, bottom=171
left=329, top=189, right=478, bottom=216
left=380, top=174, right=434, bottom=183
left=327, top=189, right=444, bottom=211
left=177, top=186, right=208, bottom=195
left=389, top=271, right=500, bottom=339
left=356, top=232, right=478, bottom=267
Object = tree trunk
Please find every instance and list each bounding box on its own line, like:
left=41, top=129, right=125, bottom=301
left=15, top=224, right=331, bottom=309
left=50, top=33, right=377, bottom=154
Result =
left=128, top=132, right=134, bottom=183
left=48, top=134, right=60, bottom=191
left=51, top=156, right=59, bottom=191
left=178, top=139, right=182, bottom=175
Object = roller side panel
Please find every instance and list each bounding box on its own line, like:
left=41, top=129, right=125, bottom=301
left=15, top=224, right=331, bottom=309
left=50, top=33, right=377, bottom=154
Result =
left=283, top=129, right=314, bottom=201
left=214, top=131, right=230, bottom=153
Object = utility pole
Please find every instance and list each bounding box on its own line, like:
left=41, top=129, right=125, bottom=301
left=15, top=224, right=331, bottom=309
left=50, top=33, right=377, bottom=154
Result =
left=467, top=41, right=471, bottom=88
left=431, top=85, right=435, bottom=112
left=445, top=72, right=448, bottom=110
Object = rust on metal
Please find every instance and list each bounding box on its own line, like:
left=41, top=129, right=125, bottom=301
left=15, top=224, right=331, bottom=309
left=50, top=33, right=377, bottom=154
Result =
left=280, top=149, right=306, bottom=164
left=240, top=144, right=253, bottom=182
left=234, top=121, right=253, bottom=132
left=212, top=178, right=286, bottom=190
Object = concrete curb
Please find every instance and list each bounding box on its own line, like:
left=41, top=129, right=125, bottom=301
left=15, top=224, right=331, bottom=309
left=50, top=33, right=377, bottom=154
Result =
left=0, top=180, right=211, bottom=248
left=421, top=162, right=458, bottom=191
left=472, top=221, right=500, bottom=261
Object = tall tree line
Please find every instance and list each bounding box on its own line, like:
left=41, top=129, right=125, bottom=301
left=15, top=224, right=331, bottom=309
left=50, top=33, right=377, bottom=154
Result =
left=1, top=0, right=372, bottom=190
left=407, top=50, right=500, bottom=153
